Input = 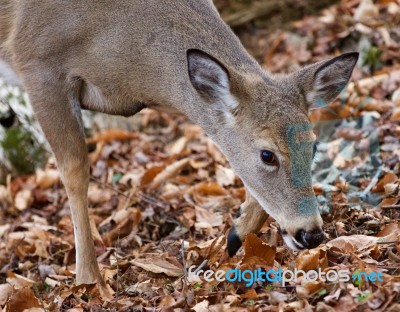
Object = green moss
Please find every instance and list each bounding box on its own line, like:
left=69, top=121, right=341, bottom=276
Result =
left=1, top=126, right=48, bottom=174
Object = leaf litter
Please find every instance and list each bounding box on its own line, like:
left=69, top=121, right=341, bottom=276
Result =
left=1, top=0, right=400, bottom=311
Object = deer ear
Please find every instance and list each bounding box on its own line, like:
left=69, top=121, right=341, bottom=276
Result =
left=300, top=52, right=359, bottom=109
left=187, top=49, right=238, bottom=113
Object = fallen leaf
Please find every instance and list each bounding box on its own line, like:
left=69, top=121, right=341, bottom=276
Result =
left=0, top=185, right=10, bottom=202
left=195, top=206, right=223, bottom=228
left=166, top=136, right=188, bottom=155
left=159, top=295, right=175, bottom=309
left=241, top=289, right=258, bottom=299
left=6, top=287, right=41, bottom=312
left=296, top=281, right=324, bottom=298
left=0, top=224, right=10, bottom=239
left=390, top=107, right=400, bottom=121
left=215, top=165, right=236, bottom=186
left=376, top=222, right=400, bottom=237
left=0, top=284, right=13, bottom=306
left=87, top=184, right=112, bottom=205
left=131, top=257, right=183, bottom=277
left=242, top=233, right=276, bottom=266
left=333, top=294, right=357, bottom=312
left=86, top=129, right=138, bottom=144
left=35, top=168, right=59, bottom=189
left=372, top=173, right=398, bottom=192
left=192, top=300, right=209, bottom=312
left=150, top=158, right=190, bottom=189
left=296, top=248, right=326, bottom=271
left=327, top=235, right=378, bottom=252
left=140, top=166, right=164, bottom=186
left=38, top=264, right=56, bottom=280
left=6, top=272, right=35, bottom=289
left=14, top=189, right=33, bottom=211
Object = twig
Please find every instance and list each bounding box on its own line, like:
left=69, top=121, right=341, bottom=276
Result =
left=89, top=176, right=168, bottom=209
left=32, top=284, right=48, bottom=312
left=114, top=229, right=121, bottom=311
left=382, top=205, right=400, bottom=209
left=388, top=248, right=400, bottom=263
left=221, top=0, right=339, bottom=27
left=181, top=240, right=187, bottom=296
left=377, top=241, right=398, bottom=244
left=360, top=168, right=382, bottom=197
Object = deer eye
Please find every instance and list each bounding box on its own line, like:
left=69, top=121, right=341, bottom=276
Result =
left=260, top=150, right=278, bottom=166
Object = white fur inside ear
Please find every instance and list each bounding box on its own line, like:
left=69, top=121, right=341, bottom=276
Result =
left=219, top=93, right=238, bottom=126
left=305, top=53, right=358, bottom=109
left=188, top=50, right=239, bottom=123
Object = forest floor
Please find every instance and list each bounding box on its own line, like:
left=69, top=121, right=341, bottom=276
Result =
left=1, top=0, right=400, bottom=311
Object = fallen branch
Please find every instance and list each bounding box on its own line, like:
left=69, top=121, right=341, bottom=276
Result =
left=219, top=0, right=340, bottom=28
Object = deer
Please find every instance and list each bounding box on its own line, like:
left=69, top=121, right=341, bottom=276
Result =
left=0, top=0, right=358, bottom=296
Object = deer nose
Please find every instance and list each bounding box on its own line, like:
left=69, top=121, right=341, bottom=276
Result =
left=295, top=228, right=324, bottom=249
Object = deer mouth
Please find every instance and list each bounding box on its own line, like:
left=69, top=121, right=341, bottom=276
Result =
left=281, top=231, right=304, bottom=250
left=281, top=228, right=325, bottom=250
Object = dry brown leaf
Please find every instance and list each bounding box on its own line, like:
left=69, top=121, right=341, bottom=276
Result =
left=327, top=235, right=379, bottom=252
left=242, top=233, right=276, bottom=266
left=0, top=284, right=13, bottom=306
left=380, top=197, right=398, bottom=206
left=86, top=129, right=138, bottom=144
left=362, top=100, right=393, bottom=112
left=0, top=224, right=10, bottom=239
left=34, top=239, right=50, bottom=259
left=189, top=181, right=228, bottom=197
left=35, top=168, right=59, bottom=189
left=0, top=185, right=9, bottom=202
left=390, top=107, right=400, bottom=121
left=334, top=128, right=364, bottom=141
left=131, top=256, right=183, bottom=277
left=6, top=287, right=41, bottom=312
left=150, top=158, right=190, bottom=189
left=192, top=300, right=209, bottom=312
left=87, top=184, right=112, bottom=205
left=296, top=281, right=324, bottom=298
left=207, top=140, right=226, bottom=163
left=241, top=289, right=258, bottom=299
left=6, top=272, right=35, bottom=289
left=333, top=294, right=357, bottom=312
left=354, top=0, right=379, bottom=23
left=159, top=295, right=176, bottom=309
left=188, top=181, right=230, bottom=209
left=44, top=277, right=60, bottom=288
left=140, top=166, right=164, bottom=186
left=99, top=207, right=141, bottom=228
left=296, top=248, right=325, bottom=271
left=377, top=222, right=400, bottom=237
left=100, top=269, right=116, bottom=298
left=215, top=165, right=236, bottom=186
left=195, top=206, right=223, bottom=229
left=119, top=169, right=145, bottom=187
left=335, top=222, right=346, bottom=236
left=372, top=173, right=398, bottom=192
left=14, top=189, right=33, bottom=211
left=102, top=209, right=141, bottom=246
left=166, top=136, right=188, bottom=155
left=38, top=263, right=56, bottom=279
